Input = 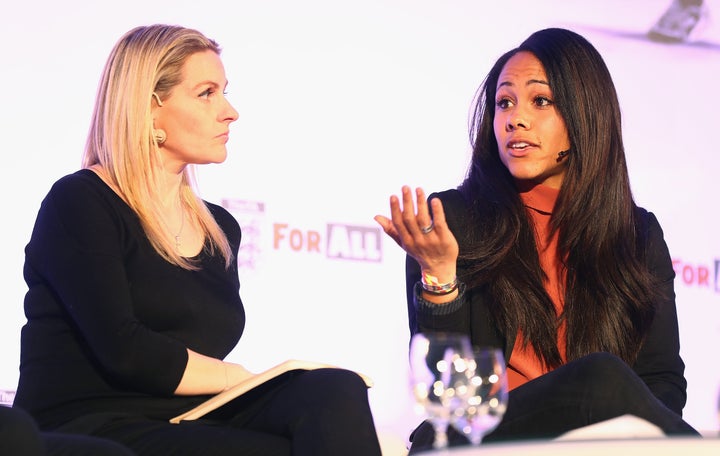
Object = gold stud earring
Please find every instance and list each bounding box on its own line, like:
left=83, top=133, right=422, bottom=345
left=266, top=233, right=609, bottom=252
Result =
left=153, top=129, right=167, bottom=145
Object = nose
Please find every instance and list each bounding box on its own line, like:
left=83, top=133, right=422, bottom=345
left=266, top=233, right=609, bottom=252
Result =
left=222, top=97, right=239, bottom=123
left=506, top=109, right=529, bottom=131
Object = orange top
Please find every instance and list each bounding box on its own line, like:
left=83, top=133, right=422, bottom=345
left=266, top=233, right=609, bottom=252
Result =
left=506, top=184, right=567, bottom=390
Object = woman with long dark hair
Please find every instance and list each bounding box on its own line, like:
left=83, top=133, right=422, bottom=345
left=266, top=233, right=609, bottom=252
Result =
left=376, top=27, right=699, bottom=452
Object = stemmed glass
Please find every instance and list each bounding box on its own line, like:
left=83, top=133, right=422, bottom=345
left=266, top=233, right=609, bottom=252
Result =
left=452, top=347, right=508, bottom=446
left=408, top=332, right=475, bottom=450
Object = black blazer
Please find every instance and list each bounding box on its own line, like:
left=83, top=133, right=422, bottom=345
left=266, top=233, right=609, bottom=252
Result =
left=405, top=188, right=688, bottom=415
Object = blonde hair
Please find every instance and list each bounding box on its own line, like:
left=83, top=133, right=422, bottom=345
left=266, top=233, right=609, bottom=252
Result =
left=83, top=24, right=232, bottom=269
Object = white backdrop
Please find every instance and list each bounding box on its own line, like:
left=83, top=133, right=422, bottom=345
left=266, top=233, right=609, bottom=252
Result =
left=2, top=0, right=719, bottom=448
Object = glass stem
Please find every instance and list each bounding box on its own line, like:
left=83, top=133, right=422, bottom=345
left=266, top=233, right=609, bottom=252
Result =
left=432, top=420, right=449, bottom=449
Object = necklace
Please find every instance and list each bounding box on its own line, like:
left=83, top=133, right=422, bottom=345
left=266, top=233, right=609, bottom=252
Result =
left=174, top=210, right=185, bottom=250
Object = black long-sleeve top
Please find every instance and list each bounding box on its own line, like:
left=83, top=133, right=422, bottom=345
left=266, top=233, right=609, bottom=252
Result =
left=14, top=169, right=245, bottom=430
left=405, top=189, right=688, bottom=415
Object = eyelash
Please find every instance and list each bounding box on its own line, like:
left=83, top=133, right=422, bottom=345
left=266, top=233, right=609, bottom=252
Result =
left=495, top=95, right=554, bottom=109
left=496, top=98, right=511, bottom=109
left=534, top=96, right=553, bottom=107
left=198, top=88, right=229, bottom=99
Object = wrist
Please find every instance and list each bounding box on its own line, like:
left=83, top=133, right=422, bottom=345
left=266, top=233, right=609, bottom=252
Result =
left=421, top=271, right=458, bottom=295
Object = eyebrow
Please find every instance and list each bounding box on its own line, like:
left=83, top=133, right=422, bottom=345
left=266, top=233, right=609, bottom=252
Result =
left=191, top=79, right=229, bottom=91
left=498, top=78, right=550, bottom=89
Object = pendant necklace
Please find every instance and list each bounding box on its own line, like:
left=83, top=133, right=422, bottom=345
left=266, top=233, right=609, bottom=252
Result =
left=174, top=209, right=185, bottom=250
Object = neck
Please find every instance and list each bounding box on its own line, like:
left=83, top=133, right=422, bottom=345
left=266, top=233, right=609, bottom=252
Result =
left=157, top=187, right=186, bottom=250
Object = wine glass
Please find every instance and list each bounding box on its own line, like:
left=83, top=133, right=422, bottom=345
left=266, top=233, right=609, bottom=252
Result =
left=452, top=347, right=508, bottom=446
left=408, top=332, right=475, bottom=450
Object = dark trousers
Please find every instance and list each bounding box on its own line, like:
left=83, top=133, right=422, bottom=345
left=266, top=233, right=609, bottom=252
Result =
left=0, top=405, right=134, bottom=456
left=408, top=352, right=700, bottom=454
left=88, top=368, right=382, bottom=456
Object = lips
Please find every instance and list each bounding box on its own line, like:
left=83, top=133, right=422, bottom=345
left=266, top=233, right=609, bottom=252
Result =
left=506, top=139, right=537, bottom=156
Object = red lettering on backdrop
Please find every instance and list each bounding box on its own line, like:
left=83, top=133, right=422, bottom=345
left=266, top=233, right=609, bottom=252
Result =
left=273, top=223, right=322, bottom=252
left=682, top=265, right=694, bottom=285
left=306, top=230, right=321, bottom=253
left=273, top=223, right=288, bottom=249
left=696, top=266, right=709, bottom=286
left=673, top=259, right=711, bottom=287
left=289, top=229, right=303, bottom=251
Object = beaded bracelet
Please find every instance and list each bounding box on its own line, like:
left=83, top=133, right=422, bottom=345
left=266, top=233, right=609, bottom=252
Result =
left=421, top=271, right=459, bottom=295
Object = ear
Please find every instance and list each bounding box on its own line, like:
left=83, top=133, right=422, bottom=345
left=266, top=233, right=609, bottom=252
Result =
left=152, top=92, right=163, bottom=107
left=151, top=92, right=163, bottom=125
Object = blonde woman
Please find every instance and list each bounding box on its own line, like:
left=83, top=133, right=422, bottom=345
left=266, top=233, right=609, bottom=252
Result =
left=15, top=24, right=381, bottom=456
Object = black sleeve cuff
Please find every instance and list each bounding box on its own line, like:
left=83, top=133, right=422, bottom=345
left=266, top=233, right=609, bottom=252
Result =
left=413, top=281, right=466, bottom=316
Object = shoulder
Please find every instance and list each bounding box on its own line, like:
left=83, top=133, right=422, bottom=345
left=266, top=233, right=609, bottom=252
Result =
left=429, top=188, right=467, bottom=210
left=46, top=169, right=106, bottom=198
left=634, top=206, right=673, bottom=276
left=40, top=169, right=120, bottom=219
left=28, top=170, right=132, bottom=255
left=633, top=206, right=665, bottom=243
left=205, top=201, right=239, bottom=228
left=428, top=188, right=469, bottom=238
left=205, top=201, right=241, bottom=239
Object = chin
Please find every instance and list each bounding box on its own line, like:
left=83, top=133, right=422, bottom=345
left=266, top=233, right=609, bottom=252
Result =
left=207, top=149, right=228, bottom=164
left=508, top=169, right=541, bottom=182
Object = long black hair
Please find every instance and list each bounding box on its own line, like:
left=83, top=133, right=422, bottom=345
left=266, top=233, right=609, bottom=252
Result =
left=458, top=28, right=656, bottom=368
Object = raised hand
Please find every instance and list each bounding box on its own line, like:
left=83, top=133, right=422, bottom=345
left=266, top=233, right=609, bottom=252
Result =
left=374, top=186, right=459, bottom=285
